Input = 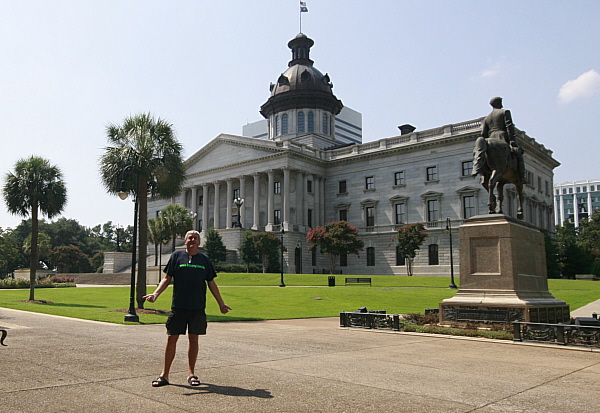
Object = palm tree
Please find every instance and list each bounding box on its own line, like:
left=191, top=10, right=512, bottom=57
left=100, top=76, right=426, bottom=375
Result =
left=159, top=204, right=194, bottom=252
left=99, top=113, right=185, bottom=308
left=148, top=217, right=168, bottom=266
left=3, top=156, right=67, bottom=300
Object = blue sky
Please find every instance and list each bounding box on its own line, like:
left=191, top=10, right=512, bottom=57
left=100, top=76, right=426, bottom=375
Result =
left=1, top=1, right=599, bottom=230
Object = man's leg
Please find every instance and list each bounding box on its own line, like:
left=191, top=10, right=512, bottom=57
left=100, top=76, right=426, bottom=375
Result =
left=161, top=334, right=180, bottom=381
left=187, top=334, right=199, bottom=378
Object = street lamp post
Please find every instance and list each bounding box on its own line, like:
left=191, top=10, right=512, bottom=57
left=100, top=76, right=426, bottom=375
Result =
left=233, top=197, right=244, bottom=228
left=118, top=169, right=140, bottom=323
left=279, top=228, right=286, bottom=287
left=446, top=217, right=458, bottom=289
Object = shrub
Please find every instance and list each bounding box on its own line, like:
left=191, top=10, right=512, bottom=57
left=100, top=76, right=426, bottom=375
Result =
left=215, top=263, right=262, bottom=273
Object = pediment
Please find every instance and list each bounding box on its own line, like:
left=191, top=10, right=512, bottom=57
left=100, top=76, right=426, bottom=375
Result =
left=185, top=134, right=283, bottom=174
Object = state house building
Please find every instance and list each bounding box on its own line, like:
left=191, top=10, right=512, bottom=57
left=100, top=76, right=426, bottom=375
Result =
left=148, top=33, right=559, bottom=276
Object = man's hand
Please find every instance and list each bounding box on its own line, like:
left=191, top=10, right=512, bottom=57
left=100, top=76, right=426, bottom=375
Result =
left=219, top=304, right=232, bottom=314
left=143, top=293, right=158, bottom=303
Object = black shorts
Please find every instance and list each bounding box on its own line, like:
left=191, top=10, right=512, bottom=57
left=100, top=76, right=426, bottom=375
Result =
left=166, top=309, right=207, bottom=335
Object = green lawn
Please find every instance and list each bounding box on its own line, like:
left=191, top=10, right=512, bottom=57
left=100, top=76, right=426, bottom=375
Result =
left=0, top=274, right=599, bottom=325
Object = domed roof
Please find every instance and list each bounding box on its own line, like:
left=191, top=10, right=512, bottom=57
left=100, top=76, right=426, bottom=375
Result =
left=260, top=33, right=342, bottom=118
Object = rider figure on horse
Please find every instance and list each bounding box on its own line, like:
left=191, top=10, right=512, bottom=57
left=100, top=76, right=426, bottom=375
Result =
left=472, top=97, right=525, bottom=182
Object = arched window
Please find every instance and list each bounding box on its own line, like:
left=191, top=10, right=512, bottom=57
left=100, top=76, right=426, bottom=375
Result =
left=307, top=111, right=314, bottom=132
left=323, top=113, right=329, bottom=135
left=282, top=114, right=288, bottom=134
left=275, top=116, right=280, bottom=136
left=298, top=112, right=305, bottom=133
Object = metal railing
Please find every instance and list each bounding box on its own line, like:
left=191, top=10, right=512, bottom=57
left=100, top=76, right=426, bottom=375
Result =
left=513, top=322, right=600, bottom=347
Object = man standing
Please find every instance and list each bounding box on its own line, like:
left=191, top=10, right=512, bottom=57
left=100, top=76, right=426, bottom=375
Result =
left=473, top=97, right=525, bottom=180
left=143, top=230, right=231, bottom=387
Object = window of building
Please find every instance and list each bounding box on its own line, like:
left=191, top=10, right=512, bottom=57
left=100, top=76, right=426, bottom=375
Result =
left=233, top=189, right=240, bottom=200
left=340, top=253, right=347, bottom=267
left=339, top=180, right=347, bottom=194
left=394, top=171, right=405, bottom=186
left=275, top=116, right=281, bottom=136
left=198, top=195, right=203, bottom=206
left=307, top=111, right=314, bottom=132
left=576, top=186, right=581, bottom=193
left=463, top=195, right=475, bottom=219
left=366, top=206, right=375, bottom=227
left=298, top=112, right=305, bottom=133
left=274, top=209, right=281, bottom=225
left=462, top=161, right=473, bottom=177
left=282, top=114, right=289, bottom=135
left=428, top=244, right=439, bottom=265
left=545, top=181, right=550, bottom=196
left=568, top=187, right=573, bottom=194
left=395, top=203, right=406, bottom=225
left=365, top=176, right=375, bottom=190
left=274, top=181, right=281, bottom=194
left=366, top=247, right=375, bottom=266
left=198, top=219, right=202, bottom=232
left=339, top=209, right=348, bottom=221
left=307, top=180, right=313, bottom=193
left=312, top=248, right=317, bottom=266
left=307, top=209, right=313, bottom=227
left=427, top=199, right=439, bottom=222
left=395, top=247, right=406, bottom=266
left=426, top=166, right=438, bottom=182
left=538, top=177, right=543, bottom=192
left=323, top=113, right=329, bottom=135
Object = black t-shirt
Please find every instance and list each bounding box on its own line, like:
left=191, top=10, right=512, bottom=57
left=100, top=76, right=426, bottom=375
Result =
left=163, top=250, right=217, bottom=310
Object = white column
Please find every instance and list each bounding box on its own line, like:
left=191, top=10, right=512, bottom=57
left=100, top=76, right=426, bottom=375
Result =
left=296, top=170, right=305, bottom=228
left=202, top=184, right=209, bottom=233
left=573, top=193, right=579, bottom=227
left=313, top=175, right=320, bottom=227
left=214, top=181, right=221, bottom=229
left=558, top=194, right=565, bottom=226
left=190, top=186, right=198, bottom=230
left=239, top=175, right=246, bottom=228
left=266, top=169, right=274, bottom=231
left=588, top=191, right=593, bottom=219
left=320, top=176, right=326, bottom=225
left=252, top=173, right=260, bottom=230
left=226, top=178, right=233, bottom=229
left=283, top=167, right=290, bottom=231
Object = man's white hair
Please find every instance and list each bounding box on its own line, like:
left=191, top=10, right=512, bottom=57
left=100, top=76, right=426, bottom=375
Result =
left=185, top=230, right=201, bottom=239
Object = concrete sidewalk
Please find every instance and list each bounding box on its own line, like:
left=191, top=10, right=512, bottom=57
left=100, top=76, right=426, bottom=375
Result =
left=0, top=309, right=599, bottom=413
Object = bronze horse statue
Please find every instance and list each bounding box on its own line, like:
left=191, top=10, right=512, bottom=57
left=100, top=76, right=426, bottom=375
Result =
left=473, top=136, right=524, bottom=219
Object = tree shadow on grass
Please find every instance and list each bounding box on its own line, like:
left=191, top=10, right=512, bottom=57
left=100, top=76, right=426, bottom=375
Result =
left=173, top=382, right=273, bottom=398
left=17, top=300, right=106, bottom=309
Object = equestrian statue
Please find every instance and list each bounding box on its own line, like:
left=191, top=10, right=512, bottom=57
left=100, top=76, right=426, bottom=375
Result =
left=472, top=97, right=526, bottom=219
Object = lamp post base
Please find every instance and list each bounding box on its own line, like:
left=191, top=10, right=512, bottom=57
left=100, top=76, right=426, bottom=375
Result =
left=124, top=312, right=140, bottom=323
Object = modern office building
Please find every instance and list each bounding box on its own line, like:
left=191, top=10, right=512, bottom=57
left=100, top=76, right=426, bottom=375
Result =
left=148, top=33, right=559, bottom=276
left=554, top=179, right=600, bottom=227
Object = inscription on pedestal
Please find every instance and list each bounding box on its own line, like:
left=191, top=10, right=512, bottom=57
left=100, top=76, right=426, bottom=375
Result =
left=442, top=306, right=524, bottom=323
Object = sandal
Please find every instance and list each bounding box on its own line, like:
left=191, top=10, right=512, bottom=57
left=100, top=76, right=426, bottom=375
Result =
left=187, top=375, right=201, bottom=386
left=152, top=376, right=169, bottom=387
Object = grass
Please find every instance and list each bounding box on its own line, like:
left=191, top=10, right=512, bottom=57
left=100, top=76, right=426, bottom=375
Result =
left=0, top=274, right=599, bottom=325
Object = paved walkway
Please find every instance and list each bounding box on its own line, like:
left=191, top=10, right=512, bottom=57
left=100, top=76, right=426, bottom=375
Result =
left=1, top=308, right=599, bottom=413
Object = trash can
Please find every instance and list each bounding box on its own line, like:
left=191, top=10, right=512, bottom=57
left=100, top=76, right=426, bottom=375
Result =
left=328, top=276, right=335, bottom=287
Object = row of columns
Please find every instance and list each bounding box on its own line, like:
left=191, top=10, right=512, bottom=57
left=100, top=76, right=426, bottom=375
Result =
left=185, top=168, right=325, bottom=232
left=555, top=192, right=595, bottom=227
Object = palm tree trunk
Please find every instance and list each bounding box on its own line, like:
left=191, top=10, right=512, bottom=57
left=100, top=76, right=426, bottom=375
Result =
left=136, top=179, right=148, bottom=309
left=29, top=205, right=39, bottom=301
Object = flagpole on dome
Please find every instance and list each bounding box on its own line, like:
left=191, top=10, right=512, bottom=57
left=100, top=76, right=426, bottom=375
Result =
left=299, top=1, right=308, bottom=33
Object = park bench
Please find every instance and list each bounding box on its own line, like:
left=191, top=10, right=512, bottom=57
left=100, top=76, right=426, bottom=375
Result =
left=345, top=277, right=372, bottom=286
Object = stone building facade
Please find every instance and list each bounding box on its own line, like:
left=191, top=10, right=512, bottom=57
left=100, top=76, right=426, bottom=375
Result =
left=148, top=33, right=559, bottom=276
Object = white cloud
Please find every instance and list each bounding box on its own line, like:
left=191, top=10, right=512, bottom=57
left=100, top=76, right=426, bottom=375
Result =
left=558, top=69, right=600, bottom=104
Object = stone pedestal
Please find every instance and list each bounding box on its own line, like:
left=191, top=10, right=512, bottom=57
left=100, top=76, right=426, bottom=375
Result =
left=440, top=215, right=569, bottom=324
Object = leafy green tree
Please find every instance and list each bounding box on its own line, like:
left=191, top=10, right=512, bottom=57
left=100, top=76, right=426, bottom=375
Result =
left=99, top=113, right=185, bottom=308
left=204, top=227, right=227, bottom=264
left=556, top=222, right=593, bottom=278
left=49, top=245, right=92, bottom=273
left=396, top=223, right=428, bottom=276
left=159, top=204, right=194, bottom=252
left=541, top=230, right=561, bottom=279
left=148, top=217, right=169, bottom=266
left=0, top=228, right=21, bottom=278
left=252, top=231, right=282, bottom=273
left=3, top=156, right=67, bottom=300
left=239, top=230, right=260, bottom=272
left=23, top=232, right=52, bottom=269
left=306, top=221, right=364, bottom=274
left=577, top=213, right=600, bottom=258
